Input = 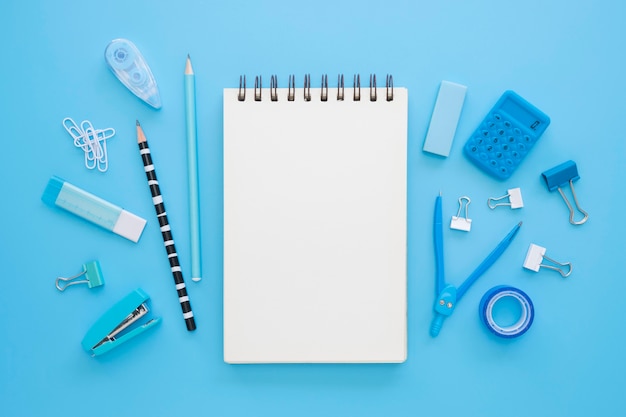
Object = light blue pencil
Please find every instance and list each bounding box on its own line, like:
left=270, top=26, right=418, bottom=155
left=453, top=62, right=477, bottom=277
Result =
left=185, top=55, right=202, bottom=282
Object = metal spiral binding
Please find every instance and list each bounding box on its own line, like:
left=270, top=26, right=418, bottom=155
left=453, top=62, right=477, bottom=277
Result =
left=386, top=74, right=393, bottom=102
left=238, top=75, right=246, bottom=101
left=337, top=74, right=345, bottom=101
left=303, top=74, right=311, bottom=101
left=288, top=75, right=295, bottom=101
left=370, top=74, right=377, bottom=101
left=237, top=74, right=394, bottom=102
left=254, top=75, right=262, bottom=101
left=321, top=74, right=328, bottom=102
left=270, top=75, right=278, bottom=101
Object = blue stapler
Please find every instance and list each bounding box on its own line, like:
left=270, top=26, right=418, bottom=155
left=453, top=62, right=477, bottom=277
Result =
left=81, top=288, right=161, bottom=356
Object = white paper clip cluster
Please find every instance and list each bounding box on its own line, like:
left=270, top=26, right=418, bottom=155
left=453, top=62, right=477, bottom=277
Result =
left=63, top=117, right=116, bottom=172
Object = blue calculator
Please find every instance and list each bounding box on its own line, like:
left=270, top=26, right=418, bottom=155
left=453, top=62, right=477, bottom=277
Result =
left=464, top=91, right=550, bottom=180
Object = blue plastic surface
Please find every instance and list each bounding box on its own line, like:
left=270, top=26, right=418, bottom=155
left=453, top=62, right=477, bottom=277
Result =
left=464, top=90, right=550, bottom=179
left=81, top=288, right=160, bottom=356
left=41, top=175, right=123, bottom=232
left=82, top=261, right=105, bottom=288
left=40, top=174, right=63, bottom=206
left=542, top=160, right=580, bottom=191
left=479, top=286, right=534, bottom=339
left=104, top=39, right=162, bottom=109
left=3, top=1, right=626, bottom=416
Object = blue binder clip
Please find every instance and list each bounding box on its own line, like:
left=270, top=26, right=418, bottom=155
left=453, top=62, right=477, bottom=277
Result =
left=56, top=261, right=105, bottom=292
left=81, top=288, right=161, bottom=357
left=541, top=160, right=589, bottom=225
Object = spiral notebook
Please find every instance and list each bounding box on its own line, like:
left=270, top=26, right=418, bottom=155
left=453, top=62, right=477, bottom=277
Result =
left=223, top=75, right=408, bottom=363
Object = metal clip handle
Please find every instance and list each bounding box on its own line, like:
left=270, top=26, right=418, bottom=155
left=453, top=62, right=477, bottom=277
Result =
left=557, top=181, right=589, bottom=225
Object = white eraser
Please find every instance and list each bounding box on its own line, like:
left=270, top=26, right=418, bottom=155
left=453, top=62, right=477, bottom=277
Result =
left=523, top=243, right=546, bottom=272
left=423, top=81, right=467, bottom=157
left=113, top=210, right=147, bottom=243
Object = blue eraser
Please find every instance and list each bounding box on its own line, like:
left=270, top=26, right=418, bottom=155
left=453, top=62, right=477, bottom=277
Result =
left=423, top=81, right=467, bottom=157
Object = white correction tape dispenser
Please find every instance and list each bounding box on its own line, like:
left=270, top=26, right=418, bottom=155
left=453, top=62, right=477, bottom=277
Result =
left=104, top=38, right=162, bottom=109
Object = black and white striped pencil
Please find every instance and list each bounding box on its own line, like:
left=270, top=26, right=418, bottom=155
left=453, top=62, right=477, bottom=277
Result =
left=136, top=120, right=196, bottom=331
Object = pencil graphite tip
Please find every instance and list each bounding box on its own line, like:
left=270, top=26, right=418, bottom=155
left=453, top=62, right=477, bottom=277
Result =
left=136, top=120, right=140, bottom=126
left=185, top=55, right=194, bottom=75
left=136, top=120, right=146, bottom=143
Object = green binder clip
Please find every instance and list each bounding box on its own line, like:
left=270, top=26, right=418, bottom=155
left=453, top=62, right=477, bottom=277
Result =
left=55, top=261, right=105, bottom=292
left=81, top=288, right=161, bottom=357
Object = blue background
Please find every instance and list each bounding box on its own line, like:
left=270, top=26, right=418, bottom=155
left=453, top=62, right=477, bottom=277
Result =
left=1, top=1, right=624, bottom=416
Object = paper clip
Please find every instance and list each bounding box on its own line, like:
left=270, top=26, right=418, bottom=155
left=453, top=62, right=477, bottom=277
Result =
left=55, top=261, right=105, bottom=291
left=541, top=160, right=588, bottom=225
left=488, top=188, right=524, bottom=209
left=63, top=117, right=116, bottom=172
left=523, top=243, right=572, bottom=277
left=450, top=196, right=472, bottom=231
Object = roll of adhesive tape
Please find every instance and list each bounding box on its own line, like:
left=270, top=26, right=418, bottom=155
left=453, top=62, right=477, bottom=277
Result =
left=479, top=285, right=534, bottom=338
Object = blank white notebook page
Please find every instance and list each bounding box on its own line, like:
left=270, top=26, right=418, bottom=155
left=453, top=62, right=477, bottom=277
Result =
left=223, top=85, right=408, bottom=363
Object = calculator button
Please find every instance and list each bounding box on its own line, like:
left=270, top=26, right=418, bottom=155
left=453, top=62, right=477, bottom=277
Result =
left=464, top=92, right=549, bottom=180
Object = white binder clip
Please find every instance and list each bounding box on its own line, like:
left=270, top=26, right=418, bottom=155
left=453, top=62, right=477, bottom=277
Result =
left=488, top=188, right=524, bottom=209
left=450, top=196, right=472, bottom=232
left=523, top=243, right=572, bottom=277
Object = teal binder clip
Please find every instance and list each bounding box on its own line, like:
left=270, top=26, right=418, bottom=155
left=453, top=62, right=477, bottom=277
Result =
left=81, top=288, right=161, bottom=357
left=55, top=261, right=105, bottom=292
left=541, top=160, right=589, bottom=225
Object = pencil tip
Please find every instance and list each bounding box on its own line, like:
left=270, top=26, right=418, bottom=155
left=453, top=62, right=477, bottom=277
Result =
left=185, top=55, right=194, bottom=74
left=518, top=221, right=523, bottom=226
left=136, top=120, right=140, bottom=126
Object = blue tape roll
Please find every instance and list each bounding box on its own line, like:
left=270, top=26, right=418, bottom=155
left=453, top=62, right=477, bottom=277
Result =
left=479, top=285, right=534, bottom=338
